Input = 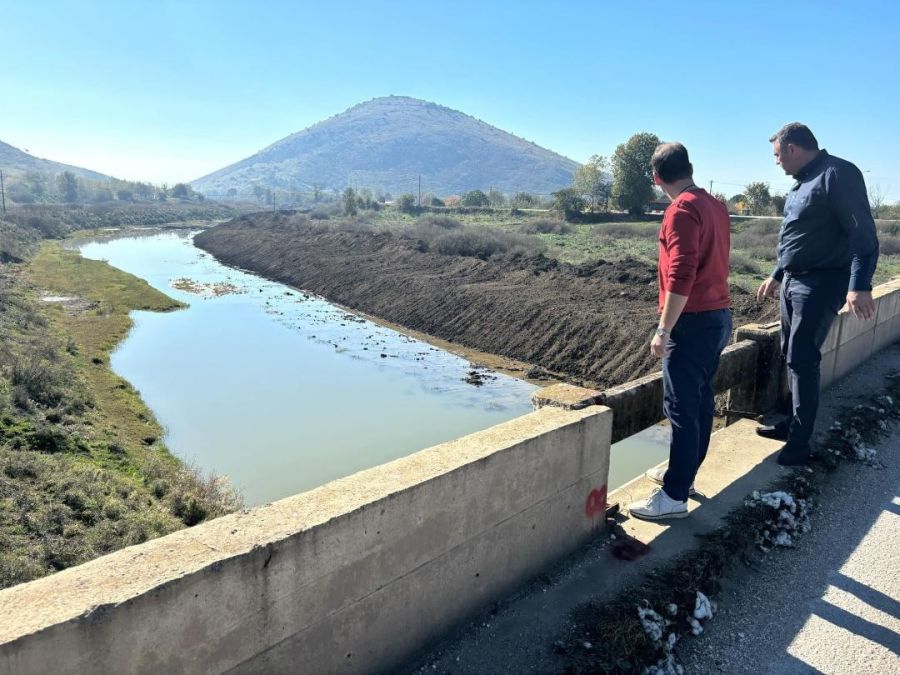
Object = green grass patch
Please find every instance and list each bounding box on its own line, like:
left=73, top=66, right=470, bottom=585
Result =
left=0, top=243, right=240, bottom=589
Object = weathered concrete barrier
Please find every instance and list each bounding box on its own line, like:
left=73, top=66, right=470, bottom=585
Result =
left=824, top=278, right=900, bottom=386
left=0, top=405, right=612, bottom=675
left=733, top=277, right=900, bottom=399
left=533, top=340, right=758, bottom=442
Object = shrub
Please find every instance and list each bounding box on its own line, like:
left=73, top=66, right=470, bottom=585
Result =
left=593, top=221, right=659, bottom=239
left=8, top=338, right=73, bottom=408
left=520, top=219, right=573, bottom=235
left=332, top=219, right=374, bottom=234
left=397, top=194, right=417, bottom=213
left=308, top=208, right=333, bottom=220
left=551, top=188, right=586, bottom=220
left=461, top=190, right=490, bottom=207
left=431, top=227, right=544, bottom=260
left=729, top=250, right=762, bottom=274
left=878, top=235, right=900, bottom=256
left=415, top=215, right=461, bottom=230
left=731, top=219, right=780, bottom=261
left=876, top=220, right=900, bottom=236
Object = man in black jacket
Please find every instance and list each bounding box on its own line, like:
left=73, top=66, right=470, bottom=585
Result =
left=757, top=123, right=879, bottom=465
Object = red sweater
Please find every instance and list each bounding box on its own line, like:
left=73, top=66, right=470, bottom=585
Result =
left=658, top=188, right=731, bottom=314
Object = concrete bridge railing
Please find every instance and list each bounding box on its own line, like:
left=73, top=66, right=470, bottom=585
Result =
left=2, top=277, right=899, bottom=674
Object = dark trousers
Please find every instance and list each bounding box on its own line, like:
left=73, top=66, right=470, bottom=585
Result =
left=662, top=309, right=732, bottom=502
left=780, top=270, right=848, bottom=447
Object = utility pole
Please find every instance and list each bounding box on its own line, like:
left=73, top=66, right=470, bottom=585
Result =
left=709, top=180, right=713, bottom=194
left=418, top=175, right=421, bottom=207
left=0, top=170, right=6, bottom=214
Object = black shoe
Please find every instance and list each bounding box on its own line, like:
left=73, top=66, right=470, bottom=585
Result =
left=757, top=421, right=790, bottom=441
left=777, top=442, right=811, bottom=466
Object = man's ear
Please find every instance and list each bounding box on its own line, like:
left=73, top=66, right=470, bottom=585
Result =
left=652, top=173, right=662, bottom=186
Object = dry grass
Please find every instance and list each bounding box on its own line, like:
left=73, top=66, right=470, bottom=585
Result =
left=0, top=243, right=241, bottom=589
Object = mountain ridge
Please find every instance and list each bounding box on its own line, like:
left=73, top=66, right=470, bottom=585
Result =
left=0, top=140, right=113, bottom=182
left=191, top=96, right=579, bottom=197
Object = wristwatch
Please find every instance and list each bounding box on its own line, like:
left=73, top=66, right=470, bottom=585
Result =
left=655, top=327, right=669, bottom=338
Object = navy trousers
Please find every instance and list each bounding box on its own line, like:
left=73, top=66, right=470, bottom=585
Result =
left=662, top=309, right=732, bottom=502
left=780, top=270, right=848, bottom=447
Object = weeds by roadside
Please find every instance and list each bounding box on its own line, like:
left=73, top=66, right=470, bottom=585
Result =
left=0, top=244, right=241, bottom=590
left=560, top=372, right=900, bottom=674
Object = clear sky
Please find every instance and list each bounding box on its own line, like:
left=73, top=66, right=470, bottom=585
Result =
left=3, top=0, right=899, bottom=199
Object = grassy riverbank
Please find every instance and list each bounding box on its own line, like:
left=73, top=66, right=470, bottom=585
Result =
left=0, top=241, right=240, bottom=589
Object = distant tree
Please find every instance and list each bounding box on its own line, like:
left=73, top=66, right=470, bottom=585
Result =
left=711, top=191, right=728, bottom=204
left=487, top=189, right=507, bottom=207
left=226, top=188, right=237, bottom=200
left=116, top=189, right=134, bottom=202
left=575, top=154, right=613, bottom=210
left=511, top=192, right=538, bottom=208
left=358, top=188, right=374, bottom=208
left=612, top=132, right=660, bottom=215
left=91, top=187, right=114, bottom=203
left=134, top=182, right=155, bottom=200
left=869, top=183, right=889, bottom=218
left=264, top=188, right=273, bottom=205
left=7, top=179, right=35, bottom=203
left=57, top=171, right=79, bottom=203
left=551, top=188, right=586, bottom=220
left=461, top=189, right=490, bottom=207
left=771, top=193, right=786, bottom=216
left=252, top=184, right=265, bottom=202
left=343, top=187, right=358, bottom=216
left=171, top=183, right=191, bottom=199
left=743, top=181, right=772, bottom=215
left=397, top=193, right=417, bottom=213
left=24, top=171, right=50, bottom=201
left=430, top=196, right=445, bottom=207
left=725, top=195, right=745, bottom=215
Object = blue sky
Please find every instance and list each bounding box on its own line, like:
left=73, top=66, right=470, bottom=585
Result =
left=3, top=0, right=899, bottom=199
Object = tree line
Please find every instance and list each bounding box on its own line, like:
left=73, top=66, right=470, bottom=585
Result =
left=550, top=132, right=796, bottom=219
left=3, top=170, right=203, bottom=205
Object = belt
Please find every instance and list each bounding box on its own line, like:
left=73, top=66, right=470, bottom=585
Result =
left=784, top=267, right=846, bottom=278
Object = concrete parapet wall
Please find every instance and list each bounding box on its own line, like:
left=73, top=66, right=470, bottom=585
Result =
left=538, top=341, right=758, bottom=443
left=0, top=405, right=612, bottom=675
left=822, top=278, right=900, bottom=388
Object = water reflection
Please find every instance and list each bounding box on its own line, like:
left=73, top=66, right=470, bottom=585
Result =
left=78, top=230, right=538, bottom=505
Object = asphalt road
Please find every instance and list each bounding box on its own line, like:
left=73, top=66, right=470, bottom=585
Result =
left=678, top=345, right=900, bottom=674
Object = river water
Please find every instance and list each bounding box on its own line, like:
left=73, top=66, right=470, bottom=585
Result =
left=76, top=229, right=668, bottom=506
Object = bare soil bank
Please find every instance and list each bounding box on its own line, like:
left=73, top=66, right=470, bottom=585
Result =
left=194, top=214, right=778, bottom=388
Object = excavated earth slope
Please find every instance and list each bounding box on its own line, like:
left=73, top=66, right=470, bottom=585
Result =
left=195, top=214, right=776, bottom=388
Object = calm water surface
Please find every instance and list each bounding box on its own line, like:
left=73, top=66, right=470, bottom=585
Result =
left=77, top=229, right=668, bottom=506
left=78, top=230, right=540, bottom=505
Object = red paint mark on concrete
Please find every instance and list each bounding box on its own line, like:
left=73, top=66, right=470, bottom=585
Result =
left=584, top=485, right=608, bottom=518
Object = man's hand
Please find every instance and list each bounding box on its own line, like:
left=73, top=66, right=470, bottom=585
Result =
left=846, top=290, right=876, bottom=321
left=650, top=333, right=668, bottom=358
left=756, top=277, right=781, bottom=302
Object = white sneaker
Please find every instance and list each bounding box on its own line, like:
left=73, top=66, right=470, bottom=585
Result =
left=645, top=465, right=696, bottom=496
left=628, top=487, right=689, bottom=521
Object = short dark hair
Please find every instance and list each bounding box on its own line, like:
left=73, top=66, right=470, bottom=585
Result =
left=650, top=142, right=693, bottom=183
left=769, top=123, right=819, bottom=151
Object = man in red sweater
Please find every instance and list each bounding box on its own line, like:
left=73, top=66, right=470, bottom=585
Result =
left=628, top=143, right=732, bottom=520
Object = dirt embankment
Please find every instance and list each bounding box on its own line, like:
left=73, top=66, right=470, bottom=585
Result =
left=194, top=214, right=777, bottom=389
